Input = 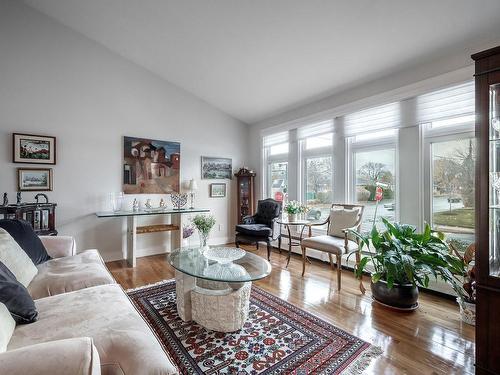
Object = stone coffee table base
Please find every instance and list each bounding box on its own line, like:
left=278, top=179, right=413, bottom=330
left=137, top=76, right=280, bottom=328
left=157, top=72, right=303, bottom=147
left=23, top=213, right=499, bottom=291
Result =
left=175, top=270, right=251, bottom=332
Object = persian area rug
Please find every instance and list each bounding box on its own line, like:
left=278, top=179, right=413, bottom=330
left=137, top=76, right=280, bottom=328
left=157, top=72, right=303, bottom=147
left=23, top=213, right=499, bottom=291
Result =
left=127, top=280, right=382, bottom=374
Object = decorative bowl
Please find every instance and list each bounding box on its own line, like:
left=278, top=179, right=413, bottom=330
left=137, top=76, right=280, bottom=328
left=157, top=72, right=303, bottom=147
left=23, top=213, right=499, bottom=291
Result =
left=203, top=262, right=248, bottom=280
left=203, top=247, right=245, bottom=264
left=171, top=193, right=188, bottom=210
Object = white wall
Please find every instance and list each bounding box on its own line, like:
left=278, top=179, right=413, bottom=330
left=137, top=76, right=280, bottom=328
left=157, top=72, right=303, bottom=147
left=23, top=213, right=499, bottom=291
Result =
left=0, top=0, right=249, bottom=261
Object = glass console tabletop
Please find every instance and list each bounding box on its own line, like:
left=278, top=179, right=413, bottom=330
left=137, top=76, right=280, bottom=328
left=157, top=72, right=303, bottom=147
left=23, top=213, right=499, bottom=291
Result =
left=168, top=246, right=272, bottom=283
left=95, top=208, right=209, bottom=217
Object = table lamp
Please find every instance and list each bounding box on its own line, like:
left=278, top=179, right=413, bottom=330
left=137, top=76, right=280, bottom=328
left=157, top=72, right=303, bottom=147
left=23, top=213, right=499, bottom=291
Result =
left=189, top=179, right=198, bottom=209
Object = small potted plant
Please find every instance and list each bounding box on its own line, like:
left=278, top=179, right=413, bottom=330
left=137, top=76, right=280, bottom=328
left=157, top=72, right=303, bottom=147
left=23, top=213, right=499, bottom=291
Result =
left=191, top=214, right=216, bottom=252
left=284, top=200, right=305, bottom=222
left=350, top=219, right=465, bottom=310
left=449, top=242, right=476, bottom=325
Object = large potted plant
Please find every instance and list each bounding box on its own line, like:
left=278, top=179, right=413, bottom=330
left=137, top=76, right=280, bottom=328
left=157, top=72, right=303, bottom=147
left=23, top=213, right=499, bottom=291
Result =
left=351, top=218, right=465, bottom=309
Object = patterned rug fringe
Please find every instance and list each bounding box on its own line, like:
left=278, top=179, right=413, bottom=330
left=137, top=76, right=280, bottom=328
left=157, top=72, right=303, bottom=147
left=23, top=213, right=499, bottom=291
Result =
left=125, top=279, right=174, bottom=292
left=342, top=345, right=383, bottom=375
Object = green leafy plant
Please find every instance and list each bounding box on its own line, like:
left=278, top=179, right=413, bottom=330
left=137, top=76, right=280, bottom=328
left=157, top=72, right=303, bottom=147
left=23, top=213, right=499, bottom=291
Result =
left=350, top=218, right=465, bottom=290
left=449, top=242, right=476, bottom=304
left=284, top=200, right=308, bottom=214
left=191, top=214, right=216, bottom=236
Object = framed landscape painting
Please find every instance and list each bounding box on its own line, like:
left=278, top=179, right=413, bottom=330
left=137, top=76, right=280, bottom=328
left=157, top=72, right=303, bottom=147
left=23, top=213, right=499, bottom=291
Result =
left=201, top=156, right=232, bottom=179
left=123, top=136, right=181, bottom=194
left=13, top=133, right=56, bottom=164
left=210, top=183, right=226, bottom=197
left=17, top=168, right=53, bottom=191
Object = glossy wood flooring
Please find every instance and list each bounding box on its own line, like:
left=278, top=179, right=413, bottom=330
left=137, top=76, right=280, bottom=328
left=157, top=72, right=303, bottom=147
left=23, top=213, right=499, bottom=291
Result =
left=107, top=245, right=475, bottom=375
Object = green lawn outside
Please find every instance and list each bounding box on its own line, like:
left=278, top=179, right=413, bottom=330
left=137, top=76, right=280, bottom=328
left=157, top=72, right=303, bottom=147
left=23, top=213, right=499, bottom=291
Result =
left=433, top=208, right=475, bottom=229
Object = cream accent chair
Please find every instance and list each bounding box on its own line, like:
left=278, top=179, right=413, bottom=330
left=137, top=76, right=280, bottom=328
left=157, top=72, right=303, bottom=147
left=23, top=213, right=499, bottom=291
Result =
left=300, top=204, right=364, bottom=291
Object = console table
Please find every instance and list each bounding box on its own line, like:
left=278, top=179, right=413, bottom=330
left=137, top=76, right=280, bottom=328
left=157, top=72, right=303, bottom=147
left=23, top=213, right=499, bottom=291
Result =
left=95, top=208, right=209, bottom=267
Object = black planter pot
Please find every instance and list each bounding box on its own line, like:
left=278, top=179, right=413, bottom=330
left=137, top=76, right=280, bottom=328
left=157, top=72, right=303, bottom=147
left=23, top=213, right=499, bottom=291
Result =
left=371, top=280, right=419, bottom=309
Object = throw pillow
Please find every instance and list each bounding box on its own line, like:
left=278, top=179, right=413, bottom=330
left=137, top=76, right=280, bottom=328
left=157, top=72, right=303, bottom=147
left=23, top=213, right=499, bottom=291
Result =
left=0, top=219, right=51, bottom=264
left=0, top=228, right=38, bottom=287
left=327, top=208, right=360, bottom=238
left=0, top=261, right=38, bottom=324
left=0, top=302, right=16, bottom=352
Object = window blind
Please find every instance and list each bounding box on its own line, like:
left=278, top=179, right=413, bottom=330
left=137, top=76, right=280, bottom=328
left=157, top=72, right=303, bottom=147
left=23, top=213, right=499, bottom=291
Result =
left=417, top=81, right=474, bottom=124
left=344, top=102, right=400, bottom=137
left=263, top=131, right=289, bottom=147
left=297, top=120, right=334, bottom=139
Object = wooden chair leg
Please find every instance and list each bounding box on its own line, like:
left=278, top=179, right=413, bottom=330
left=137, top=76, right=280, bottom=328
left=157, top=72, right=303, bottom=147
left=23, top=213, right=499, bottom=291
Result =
left=278, top=236, right=282, bottom=254
left=301, top=246, right=307, bottom=276
left=336, top=254, right=342, bottom=291
left=256, top=242, right=259, bottom=250
left=328, top=253, right=335, bottom=270
left=266, top=241, right=271, bottom=261
left=235, top=240, right=239, bottom=248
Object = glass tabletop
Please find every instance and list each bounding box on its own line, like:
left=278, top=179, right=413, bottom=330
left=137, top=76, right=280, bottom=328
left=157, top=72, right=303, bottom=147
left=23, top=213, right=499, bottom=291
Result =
left=276, top=219, right=312, bottom=225
left=168, top=246, right=272, bottom=283
left=95, top=208, right=209, bottom=217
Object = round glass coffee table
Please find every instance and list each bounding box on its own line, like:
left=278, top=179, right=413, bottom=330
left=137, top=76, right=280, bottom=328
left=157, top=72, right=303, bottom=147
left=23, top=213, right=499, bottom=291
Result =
left=168, top=246, right=271, bottom=332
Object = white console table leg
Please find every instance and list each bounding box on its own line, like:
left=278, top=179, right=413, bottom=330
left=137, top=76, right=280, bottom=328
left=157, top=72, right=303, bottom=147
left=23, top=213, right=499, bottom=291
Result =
left=126, top=216, right=137, bottom=267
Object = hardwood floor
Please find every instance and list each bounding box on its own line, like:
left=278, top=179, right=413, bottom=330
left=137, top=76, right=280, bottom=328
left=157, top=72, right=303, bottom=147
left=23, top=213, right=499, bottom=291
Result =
left=107, top=245, right=475, bottom=375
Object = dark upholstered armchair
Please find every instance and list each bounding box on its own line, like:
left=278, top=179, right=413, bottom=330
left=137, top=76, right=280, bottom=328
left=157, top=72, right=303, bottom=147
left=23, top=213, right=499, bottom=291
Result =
left=235, top=198, right=282, bottom=260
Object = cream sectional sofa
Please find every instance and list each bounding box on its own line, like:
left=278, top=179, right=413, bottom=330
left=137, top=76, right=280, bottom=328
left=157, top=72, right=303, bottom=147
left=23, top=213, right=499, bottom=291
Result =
left=0, top=236, right=178, bottom=375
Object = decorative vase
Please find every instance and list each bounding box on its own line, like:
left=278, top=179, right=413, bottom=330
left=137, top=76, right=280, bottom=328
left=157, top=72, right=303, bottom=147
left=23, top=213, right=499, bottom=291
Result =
left=288, top=213, right=298, bottom=222
left=182, top=238, right=189, bottom=248
left=198, top=231, right=210, bottom=253
left=457, top=298, right=476, bottom=325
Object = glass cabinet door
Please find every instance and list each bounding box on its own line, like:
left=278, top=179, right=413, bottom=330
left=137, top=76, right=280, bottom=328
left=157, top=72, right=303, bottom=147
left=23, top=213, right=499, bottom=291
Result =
left=489, top=83, right=500, bottom=277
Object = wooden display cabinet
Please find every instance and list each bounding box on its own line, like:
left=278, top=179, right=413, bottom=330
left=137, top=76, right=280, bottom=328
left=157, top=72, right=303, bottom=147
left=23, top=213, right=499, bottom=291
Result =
left=472, top=45, right=500, bottom=375
left=234, top=167, right=256, bottom=223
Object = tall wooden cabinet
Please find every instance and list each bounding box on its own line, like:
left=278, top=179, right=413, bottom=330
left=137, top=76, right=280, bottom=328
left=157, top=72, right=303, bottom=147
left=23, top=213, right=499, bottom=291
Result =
left=473, top=45, right=500, bottom=375
left=234, top=168, right=256, bottom=223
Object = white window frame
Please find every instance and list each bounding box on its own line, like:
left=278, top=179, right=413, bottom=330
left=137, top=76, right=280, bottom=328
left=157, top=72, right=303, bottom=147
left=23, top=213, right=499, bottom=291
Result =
left=347, top=132, right=400, bottom=228
left=423, top=124, right=475, bottom=233
left=263, top=144, right=289, bottom=199
left=298, top=137, right=333, bottom=233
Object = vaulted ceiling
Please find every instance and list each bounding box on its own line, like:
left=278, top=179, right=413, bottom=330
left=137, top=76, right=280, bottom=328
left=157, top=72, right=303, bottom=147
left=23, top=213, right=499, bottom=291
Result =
left=24, top=0, right=500, bottom=124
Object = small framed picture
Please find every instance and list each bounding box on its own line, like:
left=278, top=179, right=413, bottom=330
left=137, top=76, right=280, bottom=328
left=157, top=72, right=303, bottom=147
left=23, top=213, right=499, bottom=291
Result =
left=17, top=168, right=53, bottom=192
left=210, top=183, right=226, bottom=198
left=13, top=133, right=56, bottom=164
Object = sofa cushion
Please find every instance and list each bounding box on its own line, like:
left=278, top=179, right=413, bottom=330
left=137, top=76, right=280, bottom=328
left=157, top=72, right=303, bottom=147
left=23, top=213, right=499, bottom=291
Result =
left=235, top=224, right=272, bottom=237
left=0, top=220, right=51, bottom=265
left=0, top=228, right=38, bottom=287
left=301, top=235, right=358, bottom=254
left=327, top=208, right=360, bottom=238
left=0, top=337, right=101, bottom=375
left=28, top=249, right=116, bottom=300
left=0, top=261, right=37, bottom=324
left=0, top=303, right=16, bottom=353
left=9, top=284, right=178, bottom=375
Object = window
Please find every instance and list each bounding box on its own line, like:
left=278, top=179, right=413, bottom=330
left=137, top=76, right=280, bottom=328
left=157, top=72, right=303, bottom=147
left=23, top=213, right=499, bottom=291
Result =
left=298, top=121, right=334, bottom=223
left=304, top=156, right=332, bottom=221
left=352, top=147, right=397, bottom=232
left=263, top=131, right=289, bottom=201
left=421, top=81, right=475, bottom=248
left=268, top=161, right=288, bottom=201
left=346, top=103, right=400, bottom=232
left=427, top=137, right=475, bottom=244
